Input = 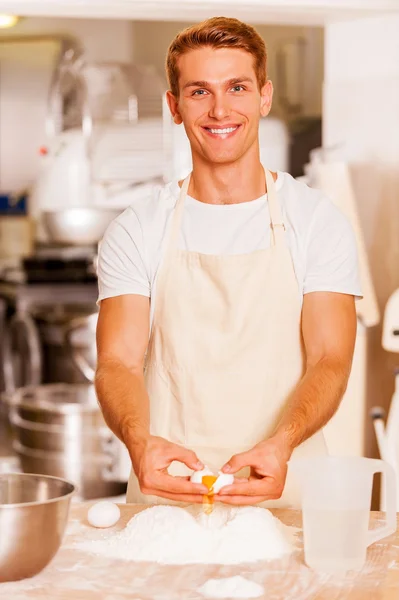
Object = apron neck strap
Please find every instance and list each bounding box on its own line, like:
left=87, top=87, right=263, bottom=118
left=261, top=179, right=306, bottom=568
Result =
left=167, top=174, right=190, bottom=250
left=265, top=169, right=285, bottom=246
left=166, top=169, right=285, bottom=253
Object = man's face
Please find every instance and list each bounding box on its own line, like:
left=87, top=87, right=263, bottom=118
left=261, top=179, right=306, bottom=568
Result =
left=167, top=46, right=273, bottom=166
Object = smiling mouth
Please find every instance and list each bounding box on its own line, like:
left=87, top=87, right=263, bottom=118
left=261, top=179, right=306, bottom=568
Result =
left=203, top=125, right=240, bottom=136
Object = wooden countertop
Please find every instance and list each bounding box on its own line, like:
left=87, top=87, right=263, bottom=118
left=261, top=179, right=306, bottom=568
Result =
left=2, top=503, right=399, bottom=599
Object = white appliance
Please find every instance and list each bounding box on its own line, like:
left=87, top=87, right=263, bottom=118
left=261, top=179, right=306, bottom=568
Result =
left=30, top=50, right=167, bottom=242
left=371, top=289, right=399, bottom=510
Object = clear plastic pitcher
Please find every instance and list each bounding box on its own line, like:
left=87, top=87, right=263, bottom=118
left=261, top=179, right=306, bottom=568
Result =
left=289, top=456, right=397, bottom=572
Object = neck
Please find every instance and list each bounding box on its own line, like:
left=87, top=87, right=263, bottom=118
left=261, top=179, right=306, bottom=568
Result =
left=187, top=145, right=270, bottom=205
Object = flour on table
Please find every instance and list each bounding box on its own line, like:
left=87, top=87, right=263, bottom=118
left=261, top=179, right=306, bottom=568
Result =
left=198, top=576, right=263, bottom=598
left=78, top=504, right=293, bottom=565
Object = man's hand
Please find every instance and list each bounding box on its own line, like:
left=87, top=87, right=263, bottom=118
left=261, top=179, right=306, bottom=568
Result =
left=129, top=435, right=208, bottom=503
left=215, top=438, right=292, bottom=505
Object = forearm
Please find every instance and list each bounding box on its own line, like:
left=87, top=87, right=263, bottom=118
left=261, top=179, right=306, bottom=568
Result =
left=272, top=356, right=351, bottom=452
left=95, top=359, right=150, bottom=455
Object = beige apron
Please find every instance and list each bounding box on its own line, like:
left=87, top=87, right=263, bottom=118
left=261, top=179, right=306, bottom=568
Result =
left=127, top=170, right=327, bottom=508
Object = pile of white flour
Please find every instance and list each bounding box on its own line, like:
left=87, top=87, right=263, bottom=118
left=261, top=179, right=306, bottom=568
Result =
left=78, top=504, right=293, bottom=565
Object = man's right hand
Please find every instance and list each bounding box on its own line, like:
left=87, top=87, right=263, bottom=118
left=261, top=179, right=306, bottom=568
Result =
left=128, top=435, right=209, bottom=503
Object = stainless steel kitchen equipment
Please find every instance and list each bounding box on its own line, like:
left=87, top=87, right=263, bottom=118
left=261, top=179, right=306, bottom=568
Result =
left=34, top=304, right=98, bottom=385
left=0, top=221, right=127, bottom=499
left=9, top=382, right=102, bottom=426
left=13, top=442, right=126, bottom=500
left=42, top=206, right=121, bottom=246
left=65, top=312, right=97, bottom=382
left=0, top=472, right=74, bottom=582
left=0, top=250, right=98, bottom=391
left=6, top=383, right=128, bottom=500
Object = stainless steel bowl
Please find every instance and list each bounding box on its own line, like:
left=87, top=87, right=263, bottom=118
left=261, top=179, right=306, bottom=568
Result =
left=43, top=207, right=120, bottom=246
left=0, top=473, right=74, bottom=582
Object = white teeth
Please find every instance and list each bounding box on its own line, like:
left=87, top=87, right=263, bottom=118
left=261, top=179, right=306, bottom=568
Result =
left=208, top=127, right=237, bottom=134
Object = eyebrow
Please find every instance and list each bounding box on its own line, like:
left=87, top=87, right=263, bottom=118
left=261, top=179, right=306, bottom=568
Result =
left=183, top=76, right=254, bottom=89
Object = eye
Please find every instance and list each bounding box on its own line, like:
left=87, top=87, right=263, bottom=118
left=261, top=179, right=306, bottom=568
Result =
left=192, top=89, right=208, bottom=96
left=231, top=85, right=245, bottom=92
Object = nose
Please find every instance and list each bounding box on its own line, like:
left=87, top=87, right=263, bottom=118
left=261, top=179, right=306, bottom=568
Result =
left=208, top=92, right=230, bottom=120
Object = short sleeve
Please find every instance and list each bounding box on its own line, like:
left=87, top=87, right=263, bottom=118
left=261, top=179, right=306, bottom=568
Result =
left=97, top=208, right=150, bottom=304
left=303, top=199, right=362, bottom=298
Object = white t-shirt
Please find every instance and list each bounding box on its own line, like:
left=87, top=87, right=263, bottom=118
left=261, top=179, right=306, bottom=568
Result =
left=97, top=171, right=362, bottom=323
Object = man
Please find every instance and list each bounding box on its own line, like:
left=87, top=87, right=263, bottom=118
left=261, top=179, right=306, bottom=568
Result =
left=95, top=17, right=361, bottom=507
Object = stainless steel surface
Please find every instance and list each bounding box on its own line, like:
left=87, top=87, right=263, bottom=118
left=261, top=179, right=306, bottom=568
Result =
left=7, top=383, right=104, bottom=427
left=65, top=312, right=97, bottom=382
left=0, top=456, right=21, bottom=474
left=0, top=393, right=14, bottom=457
left=43, top=207, right=120, bottom=246
left=9, top=411, right=112, bottom=453
left=0, top=472, right=74, bottom=582
left=35, top=307, right=97, bottom=384
left=0, top=281, right=98, bottom=312
left=14, top=442, right=126, bottom=501
left=3, top=312, right=42, bottom=391
left=6, top=384, right=128, bottom=499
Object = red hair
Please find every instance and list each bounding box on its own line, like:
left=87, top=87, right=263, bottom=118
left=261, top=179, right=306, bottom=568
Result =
left=166, top=16, right=267, bottom=96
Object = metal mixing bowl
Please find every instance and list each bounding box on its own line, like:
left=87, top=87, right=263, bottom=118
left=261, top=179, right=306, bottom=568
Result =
left=43, top=207, right=121, bottom=245
left=0, top=473, right=75, bottom=582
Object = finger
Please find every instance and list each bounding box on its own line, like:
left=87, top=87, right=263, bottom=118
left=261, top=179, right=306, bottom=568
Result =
left=215, top=494, right=271, bottom=506
left=232, top=476, right=249, bottom=484
left=149, top=473, right=208, bottom=495
left=218, top=479, right=277, bottom=496
left=167, top=444, right=204, bottom=471
left=221, top=451, right=254, bottom=474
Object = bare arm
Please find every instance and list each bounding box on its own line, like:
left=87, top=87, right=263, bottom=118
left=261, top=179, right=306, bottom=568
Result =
left=272, top=291, right=357, bottom=450
left=95, top=294, right=151, bottom=455
left=95, top=295, right=206, bottom=502
left=219, top=292, right=357, bottom=504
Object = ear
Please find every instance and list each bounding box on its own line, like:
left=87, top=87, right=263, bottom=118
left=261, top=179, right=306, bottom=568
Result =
left=260, top=80, right=273, bottom=117
left=166, top=90, right=183, bottom=125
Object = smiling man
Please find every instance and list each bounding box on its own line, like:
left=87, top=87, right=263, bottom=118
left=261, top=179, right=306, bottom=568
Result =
left=95, top=17, right=361, bottom=507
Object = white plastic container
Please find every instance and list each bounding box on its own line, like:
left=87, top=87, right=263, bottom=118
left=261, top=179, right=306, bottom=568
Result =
left=290, top=456, right=397, bottom=572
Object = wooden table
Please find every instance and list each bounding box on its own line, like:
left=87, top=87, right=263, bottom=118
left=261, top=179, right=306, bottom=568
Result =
left=2, top=504, right=399, bottom=599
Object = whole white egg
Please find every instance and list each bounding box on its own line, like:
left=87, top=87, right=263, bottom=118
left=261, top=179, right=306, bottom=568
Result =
left=87, top=501, right=121, bottom=528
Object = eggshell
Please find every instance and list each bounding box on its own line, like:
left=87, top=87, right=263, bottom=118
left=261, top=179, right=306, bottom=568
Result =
left=212, top=472, right=234, bottom=494
left=87, top=501, right=121, bottom=528
left=190, top=466, right=214, bottom=484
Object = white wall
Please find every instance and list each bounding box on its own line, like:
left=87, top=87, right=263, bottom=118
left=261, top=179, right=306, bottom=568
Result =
left=0, top=17, right=134, bottom=192
left=0, top=17, right=133, bottom=62
left=324, top=14, right=399, bottom=460
left=131, top=20, right=323, bottom=119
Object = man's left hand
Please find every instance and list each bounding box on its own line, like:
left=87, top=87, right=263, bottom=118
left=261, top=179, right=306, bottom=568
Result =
left=215, top=438, right=292, bottom=505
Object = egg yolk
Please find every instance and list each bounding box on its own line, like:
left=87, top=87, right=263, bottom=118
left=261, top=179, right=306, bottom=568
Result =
left=202, top=475, right=218, bottom=495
